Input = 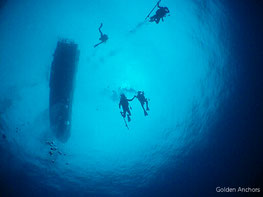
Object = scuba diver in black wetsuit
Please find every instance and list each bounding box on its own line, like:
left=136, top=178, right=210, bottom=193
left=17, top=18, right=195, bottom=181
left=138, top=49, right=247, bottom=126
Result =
left=149, top=1, right=170, bottom=24
left=119, top=94, right=136, bottom=123
left=94, top=23, right=108, bottom=48
left=136, top=91, right=150, bottom=116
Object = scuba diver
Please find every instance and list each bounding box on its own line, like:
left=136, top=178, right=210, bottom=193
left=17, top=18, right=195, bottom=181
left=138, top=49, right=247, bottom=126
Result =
left=119, top=94, right=136, bottom=125
left=94, top=23, right=108, bottom=48
left=136, top=91, right=150, bottom=116
left=148, top=1, right=170, bottom=24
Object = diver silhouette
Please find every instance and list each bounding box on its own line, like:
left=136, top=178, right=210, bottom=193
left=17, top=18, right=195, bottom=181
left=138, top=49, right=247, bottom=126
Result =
left=136, top=91, right=150, bottom=116
left=149, top=1, right=170, bottom=24
left=119, top=94, right=136, bottom=124
left=94, top=23, right=108, bottom=48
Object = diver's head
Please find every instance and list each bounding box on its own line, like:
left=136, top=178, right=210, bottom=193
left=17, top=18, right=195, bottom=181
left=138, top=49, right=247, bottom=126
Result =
left=120, top=93, right=126, bottom=99
left=138, top=91, right=144, bottom=95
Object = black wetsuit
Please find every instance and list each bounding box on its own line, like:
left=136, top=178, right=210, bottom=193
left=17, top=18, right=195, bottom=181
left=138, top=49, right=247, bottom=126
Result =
left=150, top=4, right=170, bottom=24
left=119, top=95, right=136, bottom=121
left=94, top=23, right=108, bottom=48
left=136, top=92, right=149, bottom=116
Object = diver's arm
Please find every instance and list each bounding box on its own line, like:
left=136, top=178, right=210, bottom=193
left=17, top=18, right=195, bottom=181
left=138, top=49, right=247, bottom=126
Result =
left=127, top=95, right=136, bottom=101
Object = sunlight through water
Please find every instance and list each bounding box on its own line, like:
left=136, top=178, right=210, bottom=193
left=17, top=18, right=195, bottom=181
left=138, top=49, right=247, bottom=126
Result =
left=0, top=0, right=231, bottom=196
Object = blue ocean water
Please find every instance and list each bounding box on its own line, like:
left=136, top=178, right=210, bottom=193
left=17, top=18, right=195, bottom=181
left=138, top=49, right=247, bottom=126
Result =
left=0, top=0, right=262, bottom=196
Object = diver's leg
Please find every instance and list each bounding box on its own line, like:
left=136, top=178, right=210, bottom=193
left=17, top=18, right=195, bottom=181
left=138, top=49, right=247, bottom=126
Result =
left=99, top=30, right=103, bottom=37
left=141, top=103, right=148, bottom=116
left=120, top=111, right=125, bottom=118
left=127, top=109, right=131, bottom=116
left=127, top=109, right=131, bottom=122
left=156, top=18, right=160, bottom=24
left=146, top=100, right=149, bottom=111
left=99, top=23, right=103, bottom=36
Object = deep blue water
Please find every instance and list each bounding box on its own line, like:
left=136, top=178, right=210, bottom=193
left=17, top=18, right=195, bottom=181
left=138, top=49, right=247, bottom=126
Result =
left=0, top=0, right=263, bottom=196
